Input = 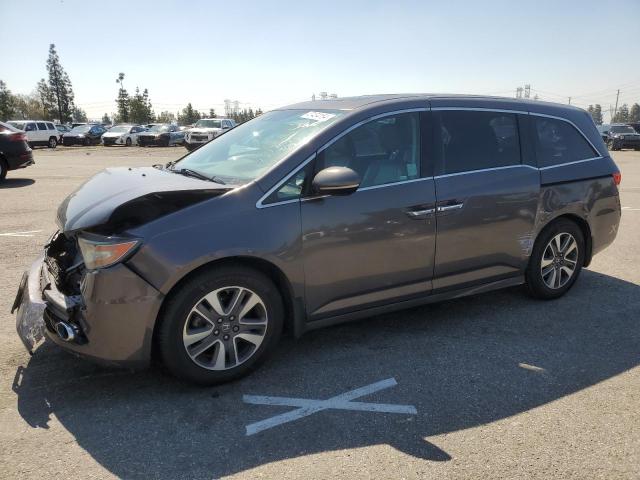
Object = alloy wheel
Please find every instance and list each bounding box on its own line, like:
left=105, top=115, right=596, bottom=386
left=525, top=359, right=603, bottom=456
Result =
left=182, top=286, right=268, bottom=370
left=540, top=232, right=579, bottom=289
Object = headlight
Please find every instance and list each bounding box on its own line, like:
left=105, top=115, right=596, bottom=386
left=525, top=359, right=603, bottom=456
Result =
left=78, top=236, right=140, bottom=270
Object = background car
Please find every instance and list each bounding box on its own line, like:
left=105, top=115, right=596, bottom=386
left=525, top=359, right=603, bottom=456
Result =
left=183, top=118, right=236, bottom=151
left=137, top=124, right=185, bottom=146
left=628, top=122, right=640, bottom=134
left=55, top=124, right=71, bottom=143
left=0, top=121, right=34, bottom=181
left=62, top=124, right=107, bottom=146
left=7, top=120, right=60, bottom=148
left=606, top=124, right=640, bottom=151
left=101, top=124, right=147, bottom=146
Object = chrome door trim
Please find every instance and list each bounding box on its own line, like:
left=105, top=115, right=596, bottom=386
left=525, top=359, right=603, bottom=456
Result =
left=434, top=164, right=538, bottom=179
left=431, top=106, right=526, bottom=115
left=538, top=156, right=603, bottom=170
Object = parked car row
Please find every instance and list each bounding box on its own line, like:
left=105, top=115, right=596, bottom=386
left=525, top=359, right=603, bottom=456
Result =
left=597, top=123, right=640, bottom=151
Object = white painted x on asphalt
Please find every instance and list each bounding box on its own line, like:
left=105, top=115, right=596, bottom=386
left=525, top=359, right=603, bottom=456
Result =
left=243, top=377, right=417, bottom=436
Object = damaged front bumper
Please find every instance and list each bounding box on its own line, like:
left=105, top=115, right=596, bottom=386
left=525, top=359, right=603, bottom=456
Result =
left=14, top=254, right=165, bottom=368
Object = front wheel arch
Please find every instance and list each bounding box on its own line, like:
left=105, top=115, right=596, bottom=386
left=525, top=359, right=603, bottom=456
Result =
left=151, top=256, right=299, bottom=362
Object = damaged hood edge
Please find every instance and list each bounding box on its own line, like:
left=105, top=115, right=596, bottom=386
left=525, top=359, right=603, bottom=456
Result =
left=57, top=166, right=230, bottom=233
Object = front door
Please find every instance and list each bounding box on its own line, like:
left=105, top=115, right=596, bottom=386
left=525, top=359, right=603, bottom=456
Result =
left=300, top=111, right=437, bottom=319
left=431, top=108, right=540, bottom=290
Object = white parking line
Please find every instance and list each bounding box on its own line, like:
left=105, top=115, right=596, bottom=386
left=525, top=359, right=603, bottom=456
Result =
left=622, top=207, right=640, bottom=211
left=243, top=377, right=417, bottom=436
left=0, top=230, right=42, bottom=237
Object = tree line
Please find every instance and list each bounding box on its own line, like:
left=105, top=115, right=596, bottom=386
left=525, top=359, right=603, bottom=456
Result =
left=0, top=44, right=264, bottom=126
left=587, top=103, right=640, bottom=125
left=0, top=44, right=86, bottom=122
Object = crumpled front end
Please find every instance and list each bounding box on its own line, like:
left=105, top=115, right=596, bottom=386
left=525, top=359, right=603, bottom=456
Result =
left=15, top=232, right=165, bottom=367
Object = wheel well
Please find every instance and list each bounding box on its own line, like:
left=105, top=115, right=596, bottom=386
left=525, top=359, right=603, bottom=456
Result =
left=151, top=256, right=297, bottom=360
left=541, top=214, right=593, bottom=267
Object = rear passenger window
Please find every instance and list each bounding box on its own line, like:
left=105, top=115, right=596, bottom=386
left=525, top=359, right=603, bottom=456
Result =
left=25, top=123, right=37, bottom=131
left=46, top=122, right=56, bottom=130
left=437, top=110, right=521, bottom=174
left=37, top=122, right=47, bottom=130
left=532, top=116, right=597, bottom=167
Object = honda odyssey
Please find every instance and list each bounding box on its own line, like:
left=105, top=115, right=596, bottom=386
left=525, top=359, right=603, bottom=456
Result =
left=14, top=94, right=621, bottom=385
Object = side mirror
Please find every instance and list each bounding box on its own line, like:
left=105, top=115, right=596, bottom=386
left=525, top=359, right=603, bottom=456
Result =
left=312, top=167, right=360, bottom=196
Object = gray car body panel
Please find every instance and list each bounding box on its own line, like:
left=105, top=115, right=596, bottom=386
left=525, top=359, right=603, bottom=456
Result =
left=25, top=94, right=621, bottom=366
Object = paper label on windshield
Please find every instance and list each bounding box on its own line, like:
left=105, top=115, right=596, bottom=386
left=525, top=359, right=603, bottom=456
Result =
left=301, top=111, right=336, bottom=123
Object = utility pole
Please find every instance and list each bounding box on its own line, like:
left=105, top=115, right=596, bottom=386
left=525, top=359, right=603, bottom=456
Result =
left=612, top=89, right=620, bottom=123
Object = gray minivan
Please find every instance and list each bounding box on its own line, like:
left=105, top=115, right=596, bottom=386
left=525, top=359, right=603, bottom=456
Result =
left=14, top=94, right=621, bottom=385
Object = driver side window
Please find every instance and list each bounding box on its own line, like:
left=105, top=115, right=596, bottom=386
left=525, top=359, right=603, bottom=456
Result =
left=314, top=112, right=421, bottom=189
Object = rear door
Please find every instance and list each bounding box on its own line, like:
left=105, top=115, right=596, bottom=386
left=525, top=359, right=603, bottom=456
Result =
left=36, top=122, right=49, bottom=143
left=431, top=108, right=540, bottom=290
left=299, top=110, right=438, bottom=319
left=24, top=122, right=38, bottom=143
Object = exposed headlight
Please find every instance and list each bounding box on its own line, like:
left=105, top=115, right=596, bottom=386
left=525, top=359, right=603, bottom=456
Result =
left=77, top=134, right=85, bottom=138
left=78, top=236, right=140, bottom=270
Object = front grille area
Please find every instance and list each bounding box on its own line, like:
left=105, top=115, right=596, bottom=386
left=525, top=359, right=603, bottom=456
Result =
left=103, top=137, right=117, bottom=145
left=44, top=232, right=84, bottom=295
left=191, top=135, right=208, bottom=141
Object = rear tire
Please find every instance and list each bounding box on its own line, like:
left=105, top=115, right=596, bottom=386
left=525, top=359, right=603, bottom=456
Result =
left=158, top=266, right=284, bottom=385
left=525, top=219, right=585, bottom=300
left=48, top=137, right=57, bottom=148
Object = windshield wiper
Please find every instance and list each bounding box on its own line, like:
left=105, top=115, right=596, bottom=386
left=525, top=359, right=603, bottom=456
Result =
left=171, top=167, right=226, bottom=184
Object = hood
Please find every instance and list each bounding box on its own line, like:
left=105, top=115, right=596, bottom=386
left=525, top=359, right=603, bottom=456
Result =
left=188, top=128, right=221, bottom=134
left=57, top=167, right=229, bottom=233
left=102, top=131, right=126, bottom=138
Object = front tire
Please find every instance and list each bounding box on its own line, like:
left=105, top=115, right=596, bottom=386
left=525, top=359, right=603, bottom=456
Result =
left=48, top=137, right=57, bottom=148
left=525, top=219, right=585, bottom=299
left=158, top=266, right=284, bottom=385
left=125, top=137, right=132, bottom=147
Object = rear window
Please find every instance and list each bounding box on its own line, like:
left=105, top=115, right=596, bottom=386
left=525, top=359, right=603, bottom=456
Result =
left=532, top=116, right=598, bottom=168
left=436, top=110, right=521, bottom=174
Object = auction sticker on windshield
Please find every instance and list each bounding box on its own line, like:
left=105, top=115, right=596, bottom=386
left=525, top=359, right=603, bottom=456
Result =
left=301, top=111, right=336, bottom=123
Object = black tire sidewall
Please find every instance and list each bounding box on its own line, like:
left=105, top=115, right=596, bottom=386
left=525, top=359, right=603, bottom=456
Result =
left=0, top=159, right=7, bottom=180
left=158, top=266, right=284, bottom=385
left=526, top=219, right=585, bottom=299
left=48, top=137, right=57, bottom=148
left=126, top=137, right=132, bottom=146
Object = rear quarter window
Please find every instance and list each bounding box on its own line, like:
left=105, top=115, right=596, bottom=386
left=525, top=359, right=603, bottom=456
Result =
left=532, top=116, right=598, bottom=168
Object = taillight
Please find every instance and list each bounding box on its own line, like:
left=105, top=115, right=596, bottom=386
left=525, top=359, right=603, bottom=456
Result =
left=613, top=172, right=622, bottom=186
left=8, top=132, right=27, bottom=142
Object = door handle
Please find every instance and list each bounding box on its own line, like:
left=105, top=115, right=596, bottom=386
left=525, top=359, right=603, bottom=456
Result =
left=406, top=208, right=435, bottom=219
left=436, top=203, right=464, bottom=213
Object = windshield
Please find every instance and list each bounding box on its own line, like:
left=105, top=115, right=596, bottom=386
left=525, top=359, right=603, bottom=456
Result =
left=149, top=125, right=169, bottom=132
left=8, top=121, right=26, bottom=130
left=611, top=125, right=635, bottom=134
left=71, top=125, right=92, bottom=133
left=195, top=119, right=222, bottom=129
left=174, top=109, right=344, bottom=184
left=109, top=126, right=130, bottom=133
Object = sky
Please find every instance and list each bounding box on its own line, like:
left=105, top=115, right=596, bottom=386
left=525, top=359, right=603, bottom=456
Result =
left=1, top=0, right=639, bottom=121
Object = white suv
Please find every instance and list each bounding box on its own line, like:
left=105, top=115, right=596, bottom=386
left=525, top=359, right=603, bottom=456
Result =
left=8, top=120, right=60, bottom=148
left=184, top=118, right=236, bottom=151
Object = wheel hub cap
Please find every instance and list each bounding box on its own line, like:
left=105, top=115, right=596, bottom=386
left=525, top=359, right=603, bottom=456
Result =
left=182, top=286, right=268, bottom=371
left=540, top=232, right=579, bottom=290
